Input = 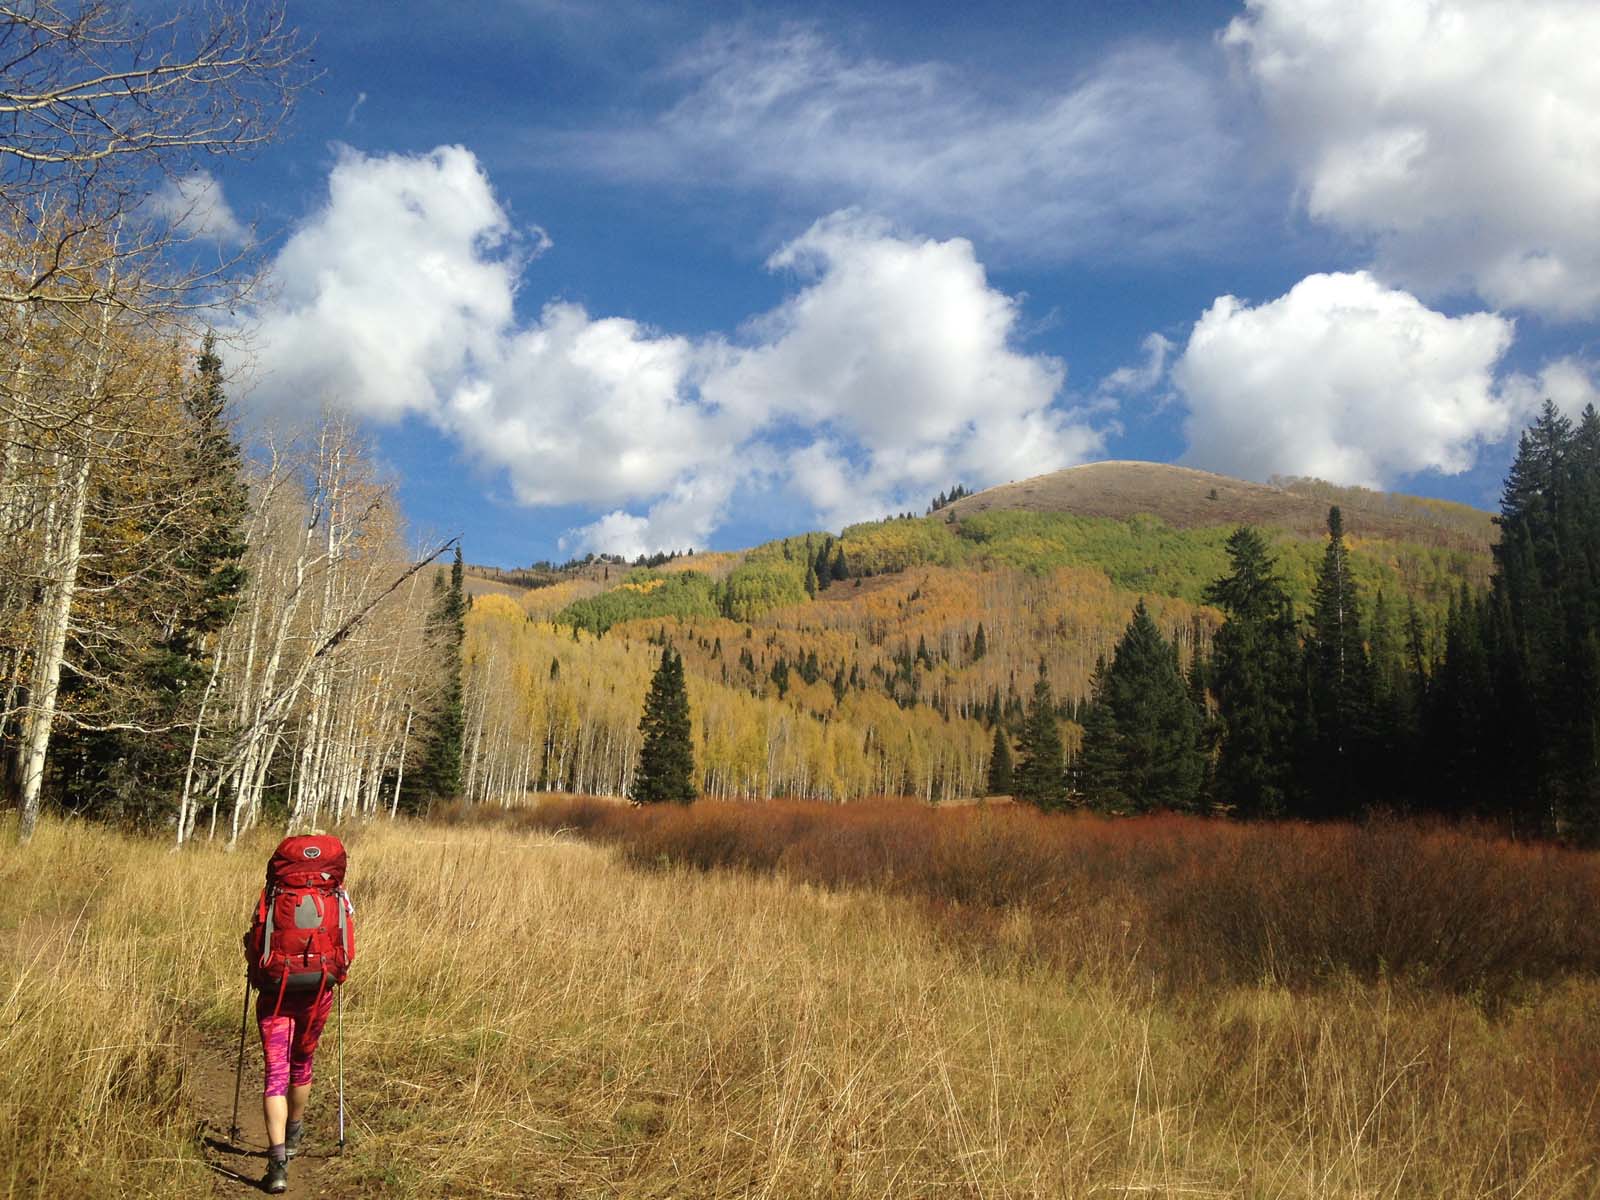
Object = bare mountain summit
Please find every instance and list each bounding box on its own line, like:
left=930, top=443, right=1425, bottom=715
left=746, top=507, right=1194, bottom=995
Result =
left=943, top=461, right=1494, bottom=552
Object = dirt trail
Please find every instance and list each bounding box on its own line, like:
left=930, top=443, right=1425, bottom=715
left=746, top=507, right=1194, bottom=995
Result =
left=187, top=1019, right=339, bottom=1199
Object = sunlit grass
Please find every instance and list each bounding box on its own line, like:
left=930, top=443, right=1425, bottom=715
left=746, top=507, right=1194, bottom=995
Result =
left=2, top=811, right=1598, bottom=1197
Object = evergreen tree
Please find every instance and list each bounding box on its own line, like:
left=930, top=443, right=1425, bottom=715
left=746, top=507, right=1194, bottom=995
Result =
left=632, top=647, right=697, bottom=804
left=56, top=333, right=251, bottom=821
left=986, top=724, right=1013, bottom=795
left=813, top=538, right=834, bottom=591
left=1365, top=588, right=1420, bottom=806
left=1187, top=635, right=1218, bottom=812
left=1013, top=675, right=1067, bottom=809
left=1482, top=400, right=1600, bottom=835
left=972, top=622, right=987, bottom=661
left=180, top=334, right=251, bottom=641
left=1087, top=600, right=1205, bottom=813
left=1203, top=527, right=1303, bottom=818
left=414, top=546, right=467, bottom=804
left=1424, top=584, right=1494, bottom=817
left=1304, top=507, right=1371, bottom=819
left=1072, top=657, right=1124, bottom=809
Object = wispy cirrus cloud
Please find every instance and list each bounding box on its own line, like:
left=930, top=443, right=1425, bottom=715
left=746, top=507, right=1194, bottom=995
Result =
left=149, top=170, right=246, bottom=244
left=542, top=25, right=1261, bottom=263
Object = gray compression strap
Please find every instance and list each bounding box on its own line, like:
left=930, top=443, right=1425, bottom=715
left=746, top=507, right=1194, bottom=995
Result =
left=338, top=889, right=351, bottom=957
left=259, top=887, right=275, bottom=966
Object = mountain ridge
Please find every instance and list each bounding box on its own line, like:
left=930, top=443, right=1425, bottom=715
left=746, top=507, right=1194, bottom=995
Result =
left=466, top=461, right=1496, bottom=587
left=940, top=460, right=1493, bottom=551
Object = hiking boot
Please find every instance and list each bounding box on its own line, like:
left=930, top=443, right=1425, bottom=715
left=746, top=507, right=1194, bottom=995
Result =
left=262, top=1157, right=288, bottom=1194
left=284, top=1124, right=303, bottom=1158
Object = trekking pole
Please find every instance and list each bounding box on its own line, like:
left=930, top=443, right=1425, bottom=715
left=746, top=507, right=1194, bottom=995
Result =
left=337, top=984, right=346, bottom=1153
left=229, top=976, right=250, bottom=1142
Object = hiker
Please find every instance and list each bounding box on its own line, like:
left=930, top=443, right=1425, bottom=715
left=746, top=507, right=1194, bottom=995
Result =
left=242, top=833, right=355, bottom=1194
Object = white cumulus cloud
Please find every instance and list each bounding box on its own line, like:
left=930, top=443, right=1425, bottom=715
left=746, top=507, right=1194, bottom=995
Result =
left=705, top=212, right=1097, bottom=527
left=1172, top=271, right=1528, bottom=487
left=243, top=148, right=1095, bottom=555
left=248, top=145, right=519, bottom=421
left=447, top=301, right=717, bottom=508
left=1502, top=357, right=1600, bottom=422
left=1226, top=0, right=1600, bottom=317
left=560, top=470, right=745, bottom=561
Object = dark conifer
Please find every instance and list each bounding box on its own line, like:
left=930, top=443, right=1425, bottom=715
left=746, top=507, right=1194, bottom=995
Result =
left=1014, top=675, right=1067, bottom=809
left=632, top=647, right=697, bottom=804
left=1203, top=527, right=1303, bottom=818
left=1088, top=601, right=1205, bottom=813
left=415, top=546, right=467, bottom=804
left=67, top=333, right=253, bottom=819
left=1304, top=507, right=1371, bottom=819
left=813, top=539, right=834, bottom=591
left=1072, top=656, right=1122, bottom=807
left=986, top=725, right=1014, bottom=795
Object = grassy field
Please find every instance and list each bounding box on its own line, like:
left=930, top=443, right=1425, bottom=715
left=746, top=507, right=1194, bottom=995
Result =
left=2, top=808, right=1599, bottom=1198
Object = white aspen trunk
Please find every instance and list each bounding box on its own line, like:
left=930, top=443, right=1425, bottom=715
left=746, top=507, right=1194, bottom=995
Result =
left=176, top=633, right=226, bottom=847
left=516, top=738, right=534, bottom=806
left=389, top=702, right=414, bottom=818
left=551, top=716, right=573, bottom=792
left=463, top=660, right=493, bottom=801
left=206, top=771, right=225, bottom=840
left=333, top=694, right=361, bottom=824
left=16, top=445, right=90, bottom=843
left=290, top=663, right=331, bottom=825
left=227, top=483, right=323, bottom=845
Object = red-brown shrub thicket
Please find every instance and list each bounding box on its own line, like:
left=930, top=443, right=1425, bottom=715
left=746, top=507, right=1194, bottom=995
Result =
left=472, top=798, right=1600, bottom=1000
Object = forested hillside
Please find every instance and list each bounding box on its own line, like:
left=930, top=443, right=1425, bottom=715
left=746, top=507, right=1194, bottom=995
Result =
left=456, top=463, right=1498, bottom=809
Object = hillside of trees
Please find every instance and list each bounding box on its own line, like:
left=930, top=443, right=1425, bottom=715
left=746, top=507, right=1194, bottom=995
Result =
left=443, top=421, right=1600, bottom=841
left=447, top=463, right=1517, bottom=814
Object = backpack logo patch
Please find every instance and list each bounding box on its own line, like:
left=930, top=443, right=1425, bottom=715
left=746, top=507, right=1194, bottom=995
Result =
left=303, top=846, right=322, bottom=859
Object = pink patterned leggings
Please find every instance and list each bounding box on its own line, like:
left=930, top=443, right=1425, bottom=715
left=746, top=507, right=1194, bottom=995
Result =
left=256, top=987, right=335, bottom=1098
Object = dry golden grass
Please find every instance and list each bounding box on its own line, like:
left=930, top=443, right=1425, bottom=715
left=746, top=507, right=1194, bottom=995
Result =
left=2, top=812, right=1598, bottom=1198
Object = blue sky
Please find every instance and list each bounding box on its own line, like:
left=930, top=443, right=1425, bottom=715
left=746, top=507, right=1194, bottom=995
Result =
left=198, top=0, right=1600, bottom=567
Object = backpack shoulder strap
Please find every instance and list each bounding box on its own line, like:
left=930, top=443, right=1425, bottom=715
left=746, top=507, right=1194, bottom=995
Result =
left=336, top=888, right=352, bottom=959
left=258, top=885, right=277, bottom=967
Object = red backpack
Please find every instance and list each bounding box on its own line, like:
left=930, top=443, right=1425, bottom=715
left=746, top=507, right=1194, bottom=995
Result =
left=245, top=835, right=355, bottom=1013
